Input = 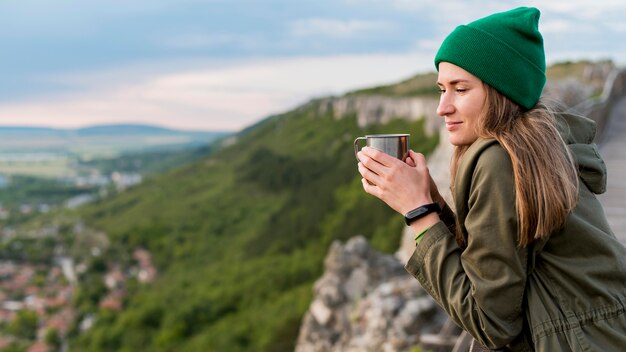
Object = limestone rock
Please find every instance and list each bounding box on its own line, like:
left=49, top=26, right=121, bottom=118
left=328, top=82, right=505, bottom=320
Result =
left=295, top=236, right=447, bottom=352
left=318, top=95, right=441, bottom=135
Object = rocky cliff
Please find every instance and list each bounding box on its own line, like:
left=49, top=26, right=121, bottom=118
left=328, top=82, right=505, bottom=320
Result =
left=295, top=236, right=446, bottom=352
left=318, top=95, right=441, bottom=135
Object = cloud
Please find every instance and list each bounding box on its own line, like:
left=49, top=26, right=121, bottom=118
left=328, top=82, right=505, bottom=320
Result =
left=3, top=0, right=625, bottom=134
left=540, top=19, right=598, bottom=34
left=290, top=18, right=394, bottom=38
left=526, top=0, right=626, bottom=17
left=344, top=0, right=626, bottom=32
left=0, top=76, right=289, bottom=132
left=343, top=0, right=432, bottom=11
left=343, top=0, right=509, bottom=26
left=0, top=53, right=435, bottom=131
left=415, top=39, right=442, bottom=51
left=606, top=20, right=626, bottom=33
left=160, top=33, right=260, bottom=50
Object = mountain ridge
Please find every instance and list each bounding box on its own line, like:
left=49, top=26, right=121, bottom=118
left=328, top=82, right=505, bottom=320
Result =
left=0, top=123, right=230, bottom=136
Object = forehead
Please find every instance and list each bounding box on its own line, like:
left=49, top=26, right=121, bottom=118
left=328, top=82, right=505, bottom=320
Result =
left=437, top=62, right=481, bottom=84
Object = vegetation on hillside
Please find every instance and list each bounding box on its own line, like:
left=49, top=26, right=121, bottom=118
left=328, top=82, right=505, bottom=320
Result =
left=77, top=143, right=220, bottom=175
left=65, top=103, right=439, bottom=351
left=545, top=59, right=614, bottom=80
left=0, top=176, right=94, bottom=208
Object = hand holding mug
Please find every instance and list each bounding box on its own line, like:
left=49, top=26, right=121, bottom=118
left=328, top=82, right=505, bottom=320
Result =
left=357, top=147, right=434, bottom=216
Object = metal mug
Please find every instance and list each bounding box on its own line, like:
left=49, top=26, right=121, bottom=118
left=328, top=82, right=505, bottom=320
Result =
left=354, top=134, right=410, bottom=161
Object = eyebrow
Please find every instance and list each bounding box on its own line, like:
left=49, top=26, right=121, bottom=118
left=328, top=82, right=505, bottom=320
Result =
left=437, top=79, right=470, bottom=86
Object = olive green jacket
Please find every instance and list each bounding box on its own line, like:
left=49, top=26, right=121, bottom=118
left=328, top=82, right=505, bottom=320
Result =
left=405, top=114, right=626, bottom=351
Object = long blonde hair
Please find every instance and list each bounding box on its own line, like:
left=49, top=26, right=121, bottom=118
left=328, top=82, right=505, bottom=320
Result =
left=451, top=85, right=579, bottom=248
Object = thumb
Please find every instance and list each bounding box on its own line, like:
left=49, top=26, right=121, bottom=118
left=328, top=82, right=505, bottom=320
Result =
left=406, top=150, right=420, bottom=167
left=405, top=156, right=416, bottom=167
left=409, top=150, right=427, bottom=164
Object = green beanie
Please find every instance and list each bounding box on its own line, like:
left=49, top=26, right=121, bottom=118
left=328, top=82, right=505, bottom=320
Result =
left=434, top=7, right=546, bottom=110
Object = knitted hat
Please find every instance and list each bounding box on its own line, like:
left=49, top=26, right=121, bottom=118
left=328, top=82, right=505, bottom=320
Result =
left=435, top=7, right=546, bottom=110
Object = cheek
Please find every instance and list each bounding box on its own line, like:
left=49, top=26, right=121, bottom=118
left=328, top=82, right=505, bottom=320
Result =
left=464, top=98, right=485, bottom=128
left=461, top=105, right=482, bottom=142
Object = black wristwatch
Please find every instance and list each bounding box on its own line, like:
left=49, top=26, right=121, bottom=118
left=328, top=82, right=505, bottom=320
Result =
left=404, top=202, right=441, bottom=226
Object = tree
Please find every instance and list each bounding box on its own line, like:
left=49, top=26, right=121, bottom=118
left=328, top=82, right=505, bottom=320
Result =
left=45, top=328, right=62, bottom=350
left=8, top=309, right=39, bottom=340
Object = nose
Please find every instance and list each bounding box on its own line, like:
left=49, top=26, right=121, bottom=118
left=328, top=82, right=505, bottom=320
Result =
left=436, top=92, right=454, bottom=117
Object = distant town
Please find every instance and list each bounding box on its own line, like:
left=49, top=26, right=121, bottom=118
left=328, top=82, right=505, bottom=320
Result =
left=0, top=246, right=157, bottom=351
left=0, top=124, right=227, bottom=350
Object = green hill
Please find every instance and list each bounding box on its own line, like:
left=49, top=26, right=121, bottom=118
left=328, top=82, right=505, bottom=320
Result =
left=65, top=96, right=438, bottom=351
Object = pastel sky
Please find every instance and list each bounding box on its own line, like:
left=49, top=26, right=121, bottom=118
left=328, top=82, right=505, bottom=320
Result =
left=1, top=0, right=625, bottom=132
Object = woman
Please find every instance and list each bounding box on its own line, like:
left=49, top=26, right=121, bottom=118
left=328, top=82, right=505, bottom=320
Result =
left=356, top=7, right=626, bottom=351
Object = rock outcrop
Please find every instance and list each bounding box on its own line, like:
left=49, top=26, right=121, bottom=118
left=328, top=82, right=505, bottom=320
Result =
left=295, top=236, right=447, bottom=352
left=318, top=95, right=440, bottom=135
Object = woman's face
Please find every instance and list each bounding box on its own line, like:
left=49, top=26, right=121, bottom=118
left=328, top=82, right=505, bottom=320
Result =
left=436, top=62, right=487, bottom=146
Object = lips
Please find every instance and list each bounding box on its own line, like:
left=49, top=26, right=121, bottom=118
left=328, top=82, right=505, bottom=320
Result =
left=446, top=121, right=462, bottom=131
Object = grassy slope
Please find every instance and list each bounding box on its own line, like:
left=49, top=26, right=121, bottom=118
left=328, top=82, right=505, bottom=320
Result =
left=69, top=102, right=439, bottom=351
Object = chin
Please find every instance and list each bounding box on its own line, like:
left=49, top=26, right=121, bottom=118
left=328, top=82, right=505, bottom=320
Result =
left=448, top=136, right=463, bottom=146
left=448, top=136, right=476, bottom=147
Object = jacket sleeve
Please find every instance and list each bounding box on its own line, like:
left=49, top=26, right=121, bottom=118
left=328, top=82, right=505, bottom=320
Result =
left=405, top=145, right=528, bottom=349
left=439, top=202, right=457, bottom=234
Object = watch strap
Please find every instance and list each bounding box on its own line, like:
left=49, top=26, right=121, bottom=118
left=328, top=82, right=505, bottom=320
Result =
left=404, top=202, right=441, bottom=226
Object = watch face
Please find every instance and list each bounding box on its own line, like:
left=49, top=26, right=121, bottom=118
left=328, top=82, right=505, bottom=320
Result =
left=405, top=203, right=440, bottom=225
left=408, top=207, right=427, bottom=218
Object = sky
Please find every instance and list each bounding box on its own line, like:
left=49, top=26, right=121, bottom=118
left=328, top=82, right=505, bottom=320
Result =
left=1, top=0, right=625, bottom=132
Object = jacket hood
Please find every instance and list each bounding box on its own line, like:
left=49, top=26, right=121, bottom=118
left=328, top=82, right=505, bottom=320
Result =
left=558, top=113, right=607, bottom=194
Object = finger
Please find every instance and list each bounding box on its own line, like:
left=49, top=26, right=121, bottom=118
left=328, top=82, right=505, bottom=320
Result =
left=361, top=147, right=398, bottom=167
left=405, top=156, right=416, bottom=167
left=408, top=150, right=427, bottom=167
left=408, top=150, right=424, bottom=162
left=357, top=150, right=387, bottom=176
left=361, top=178, right=380, bottom=197
left=358, top=162, right=382, bottom=186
